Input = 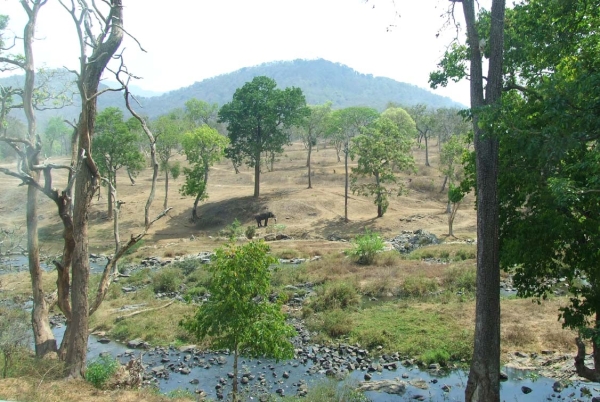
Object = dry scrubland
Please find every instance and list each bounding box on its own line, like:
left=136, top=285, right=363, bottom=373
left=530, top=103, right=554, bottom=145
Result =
left=0, top=142, right=580, bottom=401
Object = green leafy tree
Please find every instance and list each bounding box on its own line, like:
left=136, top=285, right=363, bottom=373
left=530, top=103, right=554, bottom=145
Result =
left=43, top=116, right=70, bottom=156
left=439, top=134, right=468, bottom=235
left=153, top=112, right=185, bottom=209
left=94, top=107, right=145, bottom=219
left=349, top=113, right=416, bottom=217
left=472, top=0, right=600, bottom=382
left=407, top=104, right=436, bottom=166
left=328, top=107, right=379, bottom=222
left=218, top=76, right=308, bottom=197
left=180, top=125, right=228, bottom=221
left=184, top=98, right=219, bottom=129
left=300, top=102, right=332, bottom=189
left=180, top=241, right=296, bottom=401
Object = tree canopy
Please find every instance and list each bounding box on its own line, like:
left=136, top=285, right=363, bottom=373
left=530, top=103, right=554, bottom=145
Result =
left=218, top=76, right=308, bottom=197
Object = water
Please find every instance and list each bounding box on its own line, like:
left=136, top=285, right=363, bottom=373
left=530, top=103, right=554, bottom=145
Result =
left=0, top=254, right=108, bottom=274
left=48, top=323, right=600, bottom=401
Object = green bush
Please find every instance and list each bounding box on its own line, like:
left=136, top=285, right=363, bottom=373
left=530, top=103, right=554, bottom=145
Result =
left=443, top=265, right=477, bottom=292
left=226, top=218, right=244, bottom=240
left=321, top=309, right=354, bottom=337
left=86, top=355, right=119, bottom=388
left=454, top=248, right=476, bottom=261
left=245, top=225, right=256, bottom=239
left=152, top=267, right=183, bottom=293
left=171, top=258, right=202, bottom=276
left=346, top=230, right=385, bottom=265
left=309, top=281, right=360, bottom=312
left=400, top=275, right=439, bottom=298
left=420, top=348, right=451, bottom=365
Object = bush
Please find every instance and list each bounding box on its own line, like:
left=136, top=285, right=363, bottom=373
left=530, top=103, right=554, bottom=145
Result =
left=152, top=267, right=183, bottom=293
left=226, top=218, right=244, bottom=240
left=309, top=281, right=360, bottom=312
left=245, top=225, right=256, bottom=239
left=171, top=258, right=202, bottom=276
left=346, top=230, right=385, bottom=265
left=86, top=355, right=119, bottom=388
left=0, top=306, right=32, bottom=378
left=443, top=265, right=477, bottom=292
left=420, top=348, right=451, bottom=365
left=400, top=275, right=439, bottom=298
left=454, top=248, right=476, bottom=261
left=321, top=309, right=354, bottom=338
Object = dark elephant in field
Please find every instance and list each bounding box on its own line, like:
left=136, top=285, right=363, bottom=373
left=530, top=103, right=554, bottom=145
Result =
left=255, top=212, right=277, bottom=227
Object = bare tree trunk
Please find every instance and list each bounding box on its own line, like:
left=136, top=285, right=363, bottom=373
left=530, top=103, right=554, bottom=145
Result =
left=254, top=153, right=261, bottom=198
left=127, top=168, right=136, bottom=185
left=307, top=141, right=312, bottom=189
left=344, top=143, right=349, bottom=222
left=424, top=134, right=430, bottom=166
left=21, top=0, right=57, bottom=358
left=440, top=175, right=448, bottom=192
left=163, top=169, right=169, bottom=210
left=462, top=0, right=506, bottom=401
left=233, top=343, right=239, bottom=402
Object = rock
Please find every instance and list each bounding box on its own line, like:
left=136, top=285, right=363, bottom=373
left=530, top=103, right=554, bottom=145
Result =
left=515, top=351, right=528, bottom=358
left=499, top=371, right=508, bottom=381
left=442, top=384, right=451, bottom=392
left=151, top=365, right=165, bottom=374
left=521, top=386, right=532, bottom=394
left=428, top=363, right=440, bottom=370
left=553, top=381, right=564, bottom=393
left=127, top=338, right=144, bottom=349
left=412, top=395, right=426, bottom=401
left=98, top=338, right=111, bottom=344
left=358, top=379, right=407, bottom=395
left=179, top=367, right=191, bottom=375
left=190, top=379, right=199, bottom=385
left=179, top=345, right=196, bottom=353
left=409, top=379, right=429, bottom=390
left=364, top=373, right=372, bottom=381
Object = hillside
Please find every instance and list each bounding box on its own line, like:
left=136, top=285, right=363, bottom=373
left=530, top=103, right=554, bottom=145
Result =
left=1, top=59, right=463, bottom=129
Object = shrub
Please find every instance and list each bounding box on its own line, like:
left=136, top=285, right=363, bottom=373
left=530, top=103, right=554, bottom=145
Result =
left=245, top=225, right=256, bottom=239
left=172, top=258, right=202, bottom=276
left=321, top=309, right=354, bottom=338
left=86, top=355, right=119, bottom=388
left=309, top=281, right=360, bottom=312
left=420, top=348, right=451, bottom=365
left=454, top=248, right=476, bottom=261
left=443, top=265, right=477, bottom=292
left=346, top=230, right=385, bottom=265
left=152, top=267, right=183, bottom=293
left=400, top=275, right=439, bottom=298
left=226, top=218, right=244, bottom=240
left=0, top=306, right=32, bottom=378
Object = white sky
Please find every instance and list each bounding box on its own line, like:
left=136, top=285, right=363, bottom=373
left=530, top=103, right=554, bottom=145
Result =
left=0, top=0, right=481, bottom=106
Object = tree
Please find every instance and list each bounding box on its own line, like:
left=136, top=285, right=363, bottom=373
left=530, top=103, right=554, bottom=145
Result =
left=328, top=106, right=379, bottom=222
left=61, top=0, right=124, bottom=378
left=434, top=108, right=471, bottom=152
left=180, top=241, right=296, bottom=402
left=184, top=98, right=219, bottom=129
left=43, top=116, right=70, bottom=156
left=180, top=125, right=228, bottom=221
left=94, top=107, right=144, bottom=219
left=153, top=112, right=184, bottom=209
left=430, top=0, right=507, bottom=399
left=350, top=113, right=416, bottom=217
left=218, top=76, right=308, bottom=197
left=407, top=104, right=436, bottom=167
left=485, top=0, right=600, bottom=381
left=299, top=102, right=332, bottom=189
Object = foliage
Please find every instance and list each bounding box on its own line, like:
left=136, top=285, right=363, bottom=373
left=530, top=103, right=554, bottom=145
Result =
left=180, top=241, right=295, bottom=400
left=320, top=309, right=354, bottom=337
left=42, top=116, right=71, bottom=156
left=218, top=76, right=308, bottom=197
left=225, top=218, right=244, bottom=240
left=184, top=98, right=219, bottom=128
left=350, top=112, right=416, bottom=217
left=280, top=378, right=369, bottom=402
left=307, top=281, right=360, bottom=313
left=180, top=125, right=228, bottom=220
left=345, top=230, right=385, bottom=265
left=152, top=267, right=184, bottom=293
left=0, top=306, right=31, bottom=378
left=245, top=225, right=256, bottom=239
left=85, top=355, right=119, bottom=389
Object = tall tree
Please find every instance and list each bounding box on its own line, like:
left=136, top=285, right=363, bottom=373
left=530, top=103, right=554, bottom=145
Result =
left=350, top=113, right=416, bottom=217
left=300, top=102, right=332, bottom=189
left=328, top=106, right=379, bottom=222
left=60, top=0, right=124, bottom=378
left=218, top=76, right=308, bottom=197
left=94, top=107, right=144, bottom=219
left=43, top=116, right=70, bottom=156
left=0, top=1, right=58, bottom=359
left=407, top=104, right=436, bottom=167
left=152, top=111, right=184, bottom=209
left=184, top=98, right=219, bottom=129
left=180, top=125, right=228, bottom=221
left=430, top=0, right=507, bottom=400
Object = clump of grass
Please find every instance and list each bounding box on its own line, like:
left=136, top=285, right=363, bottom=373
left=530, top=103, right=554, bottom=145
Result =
left=442, top=264, right=477, bottom=293
left=420, top=348, right=451, bottom=366
left=152, top=267, right=184, bottom=293
left=280, top=379, right=369, bottom=402
left=400, top=275, right=439, bottom=298
left=454, top=248, right=476, bottom=261
left=86, top=355, right=119, bottom=389
left=245, top=225, right=256, bottom=239
left=271, top=264, right=309, bottom=287
left=319, top=309, right=354, bottom=337
left=307, top=281, right=360, bottom=313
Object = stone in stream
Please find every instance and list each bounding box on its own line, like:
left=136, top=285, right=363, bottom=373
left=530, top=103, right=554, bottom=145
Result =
left=358, top=379, right=407, bottom=395
left=98, top=338, right=110, bottom=344
left=521, top=386, right=532, bottom=394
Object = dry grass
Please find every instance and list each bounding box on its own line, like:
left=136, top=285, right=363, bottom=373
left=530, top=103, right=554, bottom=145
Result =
left=0, top=378, right=193, bottom=402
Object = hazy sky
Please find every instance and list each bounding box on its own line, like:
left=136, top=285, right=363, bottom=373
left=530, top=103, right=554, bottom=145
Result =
left=0, top=0, right=485, bottom=106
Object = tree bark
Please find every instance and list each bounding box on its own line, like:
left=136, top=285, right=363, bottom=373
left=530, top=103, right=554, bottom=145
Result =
left=254, top=152, right=261, bottom=198
left=307, top=141, right=312, bottom=189
left=424, top=133, right=430, bottom=167
left=163, top=169, right=169, bottom=210
left=462, top=0, right=506, bottom=401
left=65, top=0, right=124, bottom=378
left=344, top=143, right=349, bottom=222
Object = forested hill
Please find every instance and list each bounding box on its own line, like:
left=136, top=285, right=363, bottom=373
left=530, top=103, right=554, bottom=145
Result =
left=142, top=59, right=462, bottom=116
left=1, top=59, right=462, bottom=127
